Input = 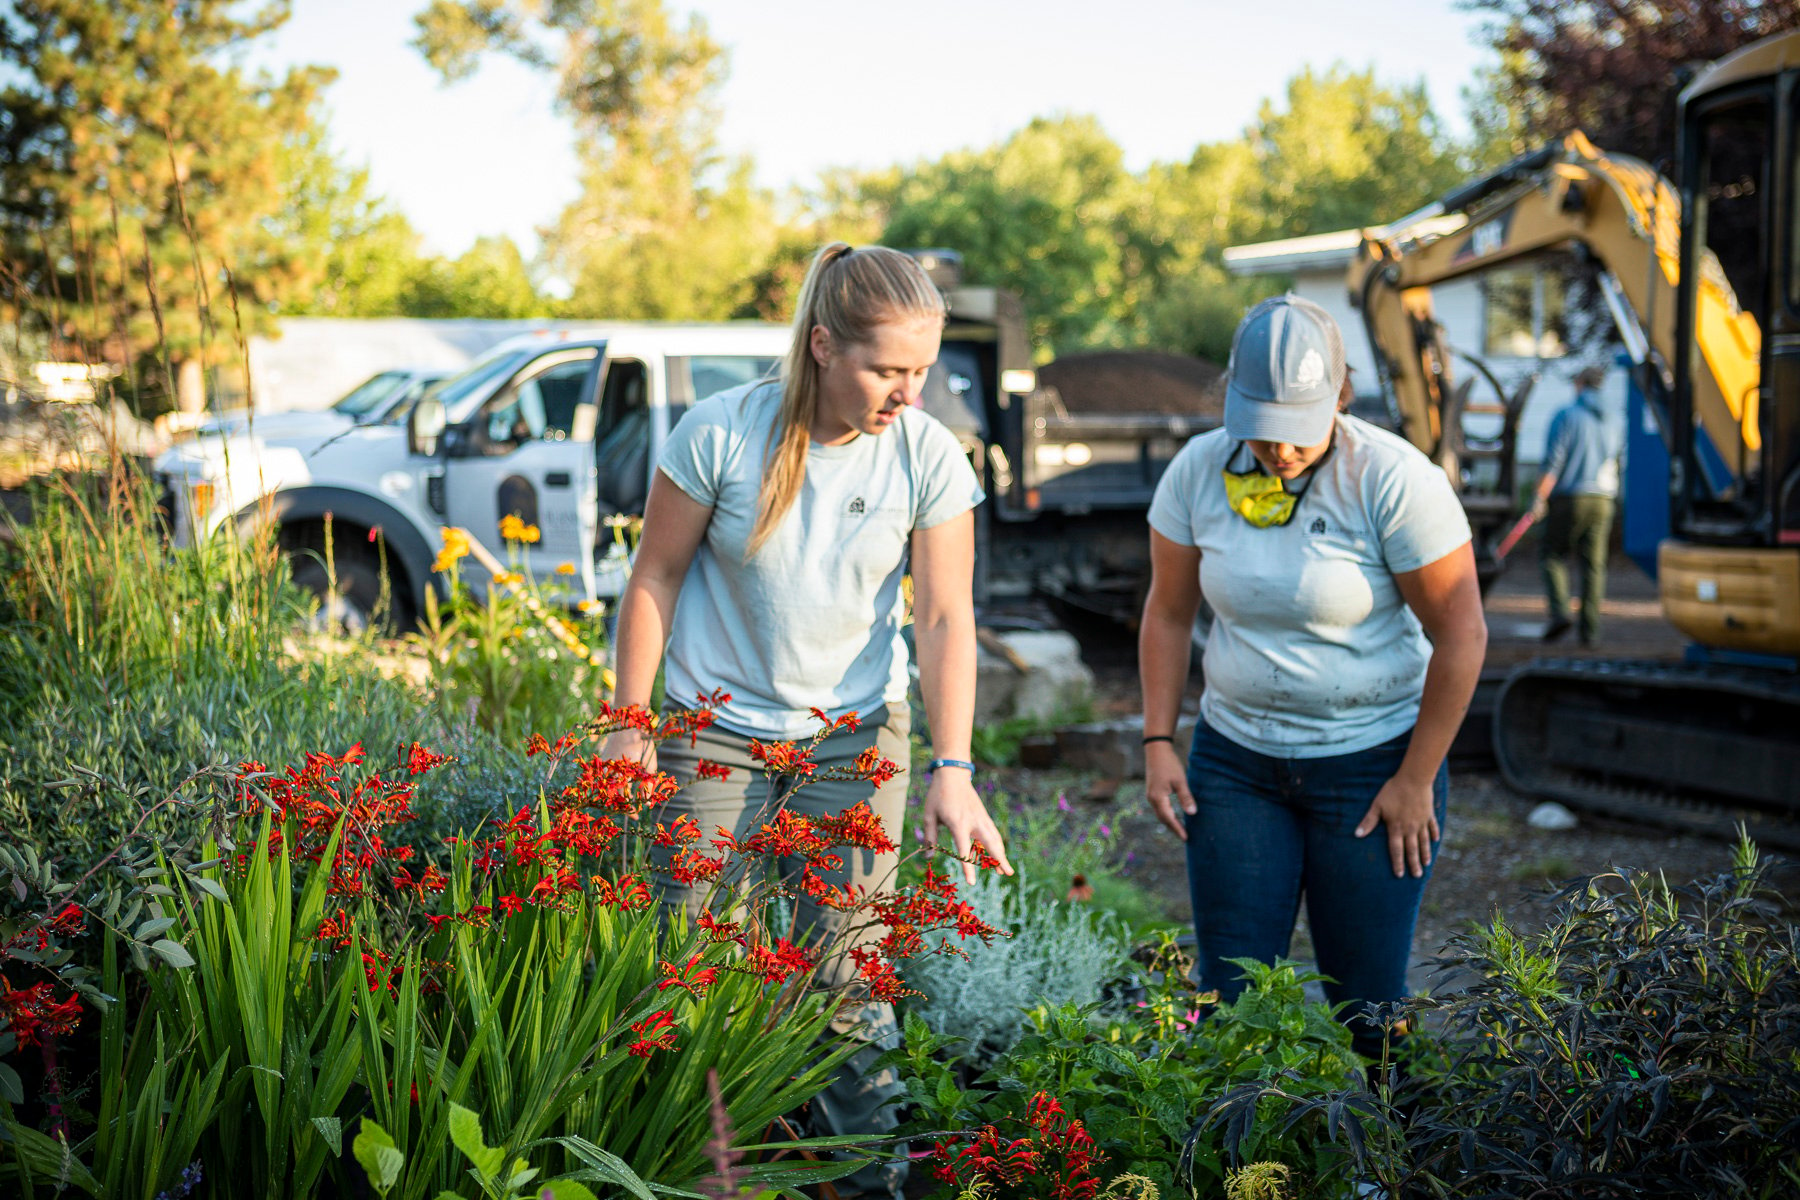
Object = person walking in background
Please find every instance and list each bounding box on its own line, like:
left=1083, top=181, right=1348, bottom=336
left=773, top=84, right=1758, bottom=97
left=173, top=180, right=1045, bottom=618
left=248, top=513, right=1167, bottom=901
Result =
left=1531, top=365, right=1624, bottom=646
left=602, top=242, right=1012, bottom=1200
left=1137, top=295, right=1487, bottom=1065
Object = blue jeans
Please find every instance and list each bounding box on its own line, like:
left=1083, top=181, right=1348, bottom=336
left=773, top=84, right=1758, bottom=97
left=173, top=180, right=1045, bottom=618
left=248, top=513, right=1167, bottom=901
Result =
left=1184, top=717, right=1447, bottom=1055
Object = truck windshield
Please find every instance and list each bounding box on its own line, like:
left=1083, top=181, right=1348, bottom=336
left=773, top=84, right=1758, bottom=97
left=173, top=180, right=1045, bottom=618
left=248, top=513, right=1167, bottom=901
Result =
left=331, top=371, right=413, bottom=417
left=437, top=350, right=537, bottom=423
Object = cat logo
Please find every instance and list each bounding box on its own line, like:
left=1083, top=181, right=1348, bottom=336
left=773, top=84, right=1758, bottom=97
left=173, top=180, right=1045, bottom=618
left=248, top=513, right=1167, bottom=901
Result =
left=1309, top=517, right=1327, bottom=534
left=847, top=496, right=865, bottom=515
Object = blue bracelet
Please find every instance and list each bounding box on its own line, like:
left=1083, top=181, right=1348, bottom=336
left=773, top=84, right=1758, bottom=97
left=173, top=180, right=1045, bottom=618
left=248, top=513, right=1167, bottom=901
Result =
left=927, top=758, right=977, bottom=776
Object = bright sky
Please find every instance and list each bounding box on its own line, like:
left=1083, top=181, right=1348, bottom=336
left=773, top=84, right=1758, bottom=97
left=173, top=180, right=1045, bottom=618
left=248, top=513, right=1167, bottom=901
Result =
left=260, top=0, right=1497, bottom=258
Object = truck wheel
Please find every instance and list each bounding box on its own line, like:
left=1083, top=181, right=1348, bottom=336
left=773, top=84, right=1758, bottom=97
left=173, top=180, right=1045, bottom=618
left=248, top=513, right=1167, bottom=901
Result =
left=290, top=543, right=410, bottom=634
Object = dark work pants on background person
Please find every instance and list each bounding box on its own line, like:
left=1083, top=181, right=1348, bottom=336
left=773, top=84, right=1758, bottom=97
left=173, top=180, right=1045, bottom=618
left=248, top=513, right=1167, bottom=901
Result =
left=1183, top=717, right=1447, bottom=1062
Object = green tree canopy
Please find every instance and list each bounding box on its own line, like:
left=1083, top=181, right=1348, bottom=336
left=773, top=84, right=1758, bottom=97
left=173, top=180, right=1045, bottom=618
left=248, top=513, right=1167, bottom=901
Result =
left=854, top=115, right=1140, bottom=358
left=0, top=0, right=333, bottom=413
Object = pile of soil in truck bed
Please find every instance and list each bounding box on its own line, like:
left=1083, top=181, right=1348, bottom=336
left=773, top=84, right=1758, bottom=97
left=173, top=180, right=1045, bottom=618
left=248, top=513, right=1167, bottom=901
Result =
left=1038, top=350, right=1225, bottom=417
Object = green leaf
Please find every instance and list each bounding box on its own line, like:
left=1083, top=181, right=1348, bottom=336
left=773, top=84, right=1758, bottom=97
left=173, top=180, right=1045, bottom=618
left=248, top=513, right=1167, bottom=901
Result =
left=189, top=876, right=230, bottom=904
left=353, top=1117, right=405, bottom=1195
left=541, top=1180, right=600, bottom=1200
left=313, top=1115, right=345, bottom=1156
left=134, top=916, right=176, bottom=940
left=0, top=1060, right=23, bottom=1105
left=447, top=1101, right=505, bottom=1182
left=557, top=1136, right=658, bottom=1200
left=149, top=938, right=195, bottom=969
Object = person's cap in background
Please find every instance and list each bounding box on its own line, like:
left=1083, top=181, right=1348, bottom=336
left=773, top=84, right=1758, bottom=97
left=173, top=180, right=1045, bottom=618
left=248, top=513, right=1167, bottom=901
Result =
left=1223, top=294, right=1347, bottom=446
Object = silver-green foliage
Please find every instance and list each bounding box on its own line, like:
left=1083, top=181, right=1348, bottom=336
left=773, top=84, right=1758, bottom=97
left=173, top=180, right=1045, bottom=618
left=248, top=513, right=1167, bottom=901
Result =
left=901, top=866, right=1130, bottom=1065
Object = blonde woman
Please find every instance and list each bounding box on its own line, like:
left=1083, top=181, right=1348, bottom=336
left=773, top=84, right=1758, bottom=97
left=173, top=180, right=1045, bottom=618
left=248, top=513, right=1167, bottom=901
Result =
left=604, top=243, right=1011, bottom=1199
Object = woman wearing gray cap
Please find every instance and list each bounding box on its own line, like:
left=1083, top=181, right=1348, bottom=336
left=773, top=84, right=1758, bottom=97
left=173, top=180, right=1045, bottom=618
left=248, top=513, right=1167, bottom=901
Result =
left=1137, top=294, right=1486, bottom=1061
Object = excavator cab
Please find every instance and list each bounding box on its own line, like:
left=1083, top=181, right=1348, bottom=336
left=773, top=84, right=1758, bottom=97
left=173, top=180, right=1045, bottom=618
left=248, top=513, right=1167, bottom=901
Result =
left=1660, top=36, right=1800, bottom=657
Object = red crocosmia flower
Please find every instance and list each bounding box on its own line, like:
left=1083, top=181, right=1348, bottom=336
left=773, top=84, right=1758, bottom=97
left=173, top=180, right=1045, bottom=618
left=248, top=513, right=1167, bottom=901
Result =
left=1, top=982, right=82, bottom=1047
left=667, top=849, right=725, bottom=887
left=744, top=937, right=815, bottom=986
left=497, top=894, right=525, bottom=917
left=315, top=908, right=354, bottom=947
left=401, top=742, right=452, bottom=775
left=656, top=954, right=718, bottom=998
left=747, top=739, right=816, bottom=777
left=813, top=800, right=897, bottom=852
left=849, top=947, right=918, bottom=1002
left=849, top=745, right=900, bottom=787
left=693, top=759, right=732, bottom=781
left=46, top=902, right=85, bottom=936
left=626, top=1008, right=680, bottom=1058
left=695, top=910, right=743, bottom=944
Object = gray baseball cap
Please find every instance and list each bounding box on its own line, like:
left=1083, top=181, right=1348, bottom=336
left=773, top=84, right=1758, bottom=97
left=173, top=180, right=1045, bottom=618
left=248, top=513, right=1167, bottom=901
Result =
left=1223, top=295, right=1347, bottom=446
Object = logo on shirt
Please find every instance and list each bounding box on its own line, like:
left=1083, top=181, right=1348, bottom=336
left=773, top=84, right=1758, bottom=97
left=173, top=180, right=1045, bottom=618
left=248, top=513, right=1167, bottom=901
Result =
left=846, top=496, right=865, bottom=515
left=1308, top=516, right=1327, bottom=534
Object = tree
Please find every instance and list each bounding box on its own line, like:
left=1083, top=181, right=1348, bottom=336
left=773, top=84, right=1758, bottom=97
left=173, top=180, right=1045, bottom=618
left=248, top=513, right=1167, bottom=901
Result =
left=1230, top=66, right=1471, bottom=245
left=1464, top=0, right=1800, bottom=166
left=857, top=115, right=1142, bottom=358
left=0, top=0, right=333, bottom=414
left=404, top=236, right=544, bottom=318
left=414, top=0, right=774, bottom=320
left=271, top=122, right=437, bottom=319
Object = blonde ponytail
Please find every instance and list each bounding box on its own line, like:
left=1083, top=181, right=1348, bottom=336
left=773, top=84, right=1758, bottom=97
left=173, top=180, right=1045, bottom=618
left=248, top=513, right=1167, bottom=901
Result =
left=746, top=243, right=945, bottom=557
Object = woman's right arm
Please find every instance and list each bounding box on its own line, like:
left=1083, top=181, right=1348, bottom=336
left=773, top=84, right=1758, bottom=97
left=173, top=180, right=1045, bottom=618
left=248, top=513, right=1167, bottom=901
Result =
left=1139, top=529, right=1203, bottom=841
left=605, top=469, right=714, bottom=761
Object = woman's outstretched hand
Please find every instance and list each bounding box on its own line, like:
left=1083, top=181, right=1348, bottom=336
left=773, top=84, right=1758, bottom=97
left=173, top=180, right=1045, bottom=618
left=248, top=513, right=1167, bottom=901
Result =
left=599, top=727, right=658, bottom=774
left=921, top=769, right=1014, bottom=883
left=1145, top=742, right=1195, bottom=841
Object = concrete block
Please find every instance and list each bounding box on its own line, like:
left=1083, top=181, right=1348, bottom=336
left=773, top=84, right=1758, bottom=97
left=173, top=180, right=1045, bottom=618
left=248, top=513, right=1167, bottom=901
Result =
left=1057, top=715, right=1197, bottom=780
left=972, top=629, right=1096, bottom=724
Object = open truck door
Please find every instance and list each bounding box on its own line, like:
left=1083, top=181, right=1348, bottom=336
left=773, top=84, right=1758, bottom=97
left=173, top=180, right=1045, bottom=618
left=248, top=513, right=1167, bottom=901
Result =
left=443, top=345, right=602, bottom=597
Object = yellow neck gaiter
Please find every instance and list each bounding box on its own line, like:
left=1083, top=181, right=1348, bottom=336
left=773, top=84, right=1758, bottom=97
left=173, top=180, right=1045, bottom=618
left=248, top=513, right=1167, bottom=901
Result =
left=1221, top=467, right=1298, bottom=528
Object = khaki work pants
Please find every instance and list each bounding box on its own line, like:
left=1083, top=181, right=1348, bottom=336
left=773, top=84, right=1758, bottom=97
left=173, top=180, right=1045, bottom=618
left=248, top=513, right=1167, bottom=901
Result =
left=654, top=704, right=912, bottom=1200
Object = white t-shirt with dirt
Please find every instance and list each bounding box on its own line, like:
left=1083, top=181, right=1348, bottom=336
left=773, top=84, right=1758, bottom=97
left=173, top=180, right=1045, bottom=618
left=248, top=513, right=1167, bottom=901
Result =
left=1148, top=416, right=1472, bottom=758
left=657, top=381, right=984, bottom=740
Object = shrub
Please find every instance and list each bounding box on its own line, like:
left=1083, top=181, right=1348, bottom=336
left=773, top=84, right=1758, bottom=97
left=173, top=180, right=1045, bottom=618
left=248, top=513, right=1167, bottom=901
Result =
left=893, top=945, right=1364, bottom=1199
left=1211, top=834, right=1800, bottom=1198
left=1, top=704, right=1008, bottom=1197
left=900, top=866, right=1131, bottom=1066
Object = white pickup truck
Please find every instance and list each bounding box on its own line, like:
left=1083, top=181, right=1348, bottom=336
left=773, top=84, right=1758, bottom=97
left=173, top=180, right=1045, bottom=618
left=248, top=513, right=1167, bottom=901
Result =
left=154, top=323, right=789, bottom=628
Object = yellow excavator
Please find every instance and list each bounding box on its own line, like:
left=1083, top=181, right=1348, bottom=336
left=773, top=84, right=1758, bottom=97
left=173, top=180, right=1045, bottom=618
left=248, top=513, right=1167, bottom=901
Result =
left=1346, top=29, right=1800, bottom=844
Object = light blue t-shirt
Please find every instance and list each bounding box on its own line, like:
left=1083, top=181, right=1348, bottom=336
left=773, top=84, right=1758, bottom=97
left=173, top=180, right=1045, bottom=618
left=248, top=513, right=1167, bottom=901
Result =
left=1543, top=391, right=1624, bottom=498
left=657, top=381, right=985, bottom=739
left=1148, top=416, right=1472, bottom=757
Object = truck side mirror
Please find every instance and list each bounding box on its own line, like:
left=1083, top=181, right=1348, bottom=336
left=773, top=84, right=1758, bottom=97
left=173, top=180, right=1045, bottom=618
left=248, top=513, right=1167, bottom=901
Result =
left=409, top=396, right=447, bottom=457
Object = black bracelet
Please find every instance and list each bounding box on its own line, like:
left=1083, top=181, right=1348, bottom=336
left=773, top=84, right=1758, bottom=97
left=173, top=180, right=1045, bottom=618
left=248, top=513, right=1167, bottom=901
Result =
left=1142, top=734, right=1175, bottom=746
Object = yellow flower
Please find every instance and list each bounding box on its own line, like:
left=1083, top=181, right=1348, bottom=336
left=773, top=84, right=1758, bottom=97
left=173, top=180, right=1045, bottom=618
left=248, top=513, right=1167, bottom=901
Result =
left=555, top=561, right=576, bottom=576
left=577, top=600, right=603, bottom=615
left=493, top=571, right=524, bottom=587
left=499, top=514, right=542, bottom=544
left=432, top=527, right=470, bottom=573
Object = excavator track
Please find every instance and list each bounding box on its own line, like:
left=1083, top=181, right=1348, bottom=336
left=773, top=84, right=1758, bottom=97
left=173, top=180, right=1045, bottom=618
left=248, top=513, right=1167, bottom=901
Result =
left=1493, top=658, right=1800, bottom=852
